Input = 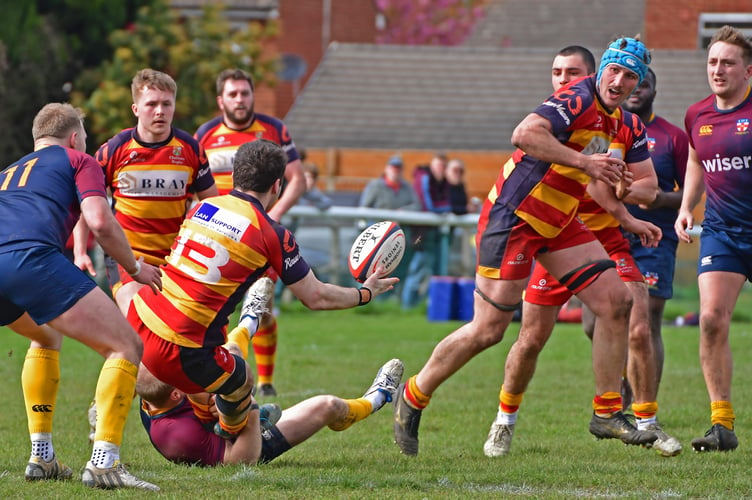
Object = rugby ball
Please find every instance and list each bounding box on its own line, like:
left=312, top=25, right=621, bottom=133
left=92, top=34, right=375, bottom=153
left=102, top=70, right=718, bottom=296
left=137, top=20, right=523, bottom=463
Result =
left=348, top=221, right=405, bottom=283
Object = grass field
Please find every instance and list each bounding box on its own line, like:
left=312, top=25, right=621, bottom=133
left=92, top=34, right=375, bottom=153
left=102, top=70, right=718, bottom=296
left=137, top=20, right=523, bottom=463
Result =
left=2, top=289, right=752, bottom=498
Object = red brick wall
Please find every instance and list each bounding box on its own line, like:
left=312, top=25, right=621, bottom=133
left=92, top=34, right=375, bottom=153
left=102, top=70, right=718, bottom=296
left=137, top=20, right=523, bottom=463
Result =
left=646, top=0, right=752, bottom=48
left=274, top=0, right=378, bottom=117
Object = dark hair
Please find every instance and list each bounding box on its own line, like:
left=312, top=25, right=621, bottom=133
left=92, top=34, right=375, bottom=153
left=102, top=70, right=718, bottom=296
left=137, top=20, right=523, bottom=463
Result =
left=645, top=67, right=657, bottom=88
left=216, top=68, right=255, bottom=96
left=233, top=140, right=287, bottom=192
left=557, top=45, right=596, bottom=74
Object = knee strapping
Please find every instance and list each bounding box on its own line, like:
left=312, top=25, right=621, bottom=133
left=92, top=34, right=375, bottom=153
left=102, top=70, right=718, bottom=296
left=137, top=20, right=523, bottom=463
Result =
left=475, top=288, right=521, bottom=312
left=215, top=388, right=253, bottom=417
left=559, top=259, right=615, bottom=295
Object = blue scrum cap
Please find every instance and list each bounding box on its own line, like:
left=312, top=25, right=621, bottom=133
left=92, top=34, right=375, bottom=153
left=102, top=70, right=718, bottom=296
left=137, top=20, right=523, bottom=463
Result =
left=597, top=37, right=651, bottom=86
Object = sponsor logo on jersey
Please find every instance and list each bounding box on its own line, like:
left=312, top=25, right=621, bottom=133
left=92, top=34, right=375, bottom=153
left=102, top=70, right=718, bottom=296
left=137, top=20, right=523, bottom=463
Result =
left=542, top=100, right=572, bottom=126
left=699, top=124, right=713, bottom=136
left=284, top=254, right=301, bottom=269
left=506, top=253, right=529, bottom=266
left=736, top=118, right=749, bottom=134
left=529, top=278, right=552, bottom=291
left=647, top=137, right=656, bottom=152
left=632, top=135, right=647, bottom=149
left=206, top=150, right=235, bottom=173
left=168, top=146, right=185, bottom=165
left=608, top=146, right=625, bottom=159
left=192, top=203, right=250, bottom=242
left=701, top=154, right=752, bottom=172
left=116, top=170, right=190, bottom=197
left=644, top=271, right=659, bottom=287
left=581, top=135, right=611, bottom=155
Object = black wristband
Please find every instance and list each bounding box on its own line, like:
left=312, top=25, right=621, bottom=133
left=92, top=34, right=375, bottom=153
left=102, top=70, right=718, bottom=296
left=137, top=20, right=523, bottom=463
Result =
left=358, top=286, right=372, bottom=306
left=250, top=402, right=260, bottom=412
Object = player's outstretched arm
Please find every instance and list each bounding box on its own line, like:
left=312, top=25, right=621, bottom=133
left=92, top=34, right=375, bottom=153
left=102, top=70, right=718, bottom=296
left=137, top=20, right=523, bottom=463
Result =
left=287, top=268, right=398, bottom=310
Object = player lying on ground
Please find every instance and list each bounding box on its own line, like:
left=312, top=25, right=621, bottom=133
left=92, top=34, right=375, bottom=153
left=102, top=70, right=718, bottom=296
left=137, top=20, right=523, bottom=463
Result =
left=136, top=359, right=404, bottom=466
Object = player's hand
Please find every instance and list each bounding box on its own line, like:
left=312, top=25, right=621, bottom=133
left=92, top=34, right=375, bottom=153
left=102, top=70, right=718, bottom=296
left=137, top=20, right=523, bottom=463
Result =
left=75, top=252, right=96, bottom=276
left=674, top=210, right=695, bottom=244
left=614, top=167, right=633, bottom=200
left=132, top=257, right=163, bottom=293
left=622, top=218, right=662, bottom=248
left=582, top=152, right=626, bottom=186
left=362, top=266, right=399, bottom=298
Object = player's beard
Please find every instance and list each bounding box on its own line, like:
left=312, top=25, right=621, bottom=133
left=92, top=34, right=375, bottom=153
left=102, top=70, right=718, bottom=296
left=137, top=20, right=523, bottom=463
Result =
left=225, top=105, right=254, bottom=128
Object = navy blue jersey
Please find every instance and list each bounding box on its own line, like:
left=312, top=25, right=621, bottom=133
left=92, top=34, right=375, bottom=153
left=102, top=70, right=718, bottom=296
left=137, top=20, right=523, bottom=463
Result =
left=627, top=114, right=688, bottom=240
left=686, top=89, right=752, bottom=231
left=0, top=146, right=106, bottom=252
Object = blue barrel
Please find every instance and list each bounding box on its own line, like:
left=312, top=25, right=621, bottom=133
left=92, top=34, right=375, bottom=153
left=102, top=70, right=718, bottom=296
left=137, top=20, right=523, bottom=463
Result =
left=455, top=277, right=475, bottom=321
left=427, top=276, right=456, bottom=321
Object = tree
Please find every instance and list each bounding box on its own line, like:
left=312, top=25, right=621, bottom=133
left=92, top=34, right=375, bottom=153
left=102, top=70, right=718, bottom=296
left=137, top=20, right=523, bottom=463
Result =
left=72, top=0, right=278, bottom=148
left=0, top=3, right=69, bottom=162
left=0, top=1, right=153, bottom=162
left=374, top=0, right=485, bottom=45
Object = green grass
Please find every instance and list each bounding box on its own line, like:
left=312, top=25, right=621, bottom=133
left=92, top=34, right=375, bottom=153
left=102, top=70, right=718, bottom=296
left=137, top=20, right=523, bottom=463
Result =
left=2, top=290, right=752, bottom=498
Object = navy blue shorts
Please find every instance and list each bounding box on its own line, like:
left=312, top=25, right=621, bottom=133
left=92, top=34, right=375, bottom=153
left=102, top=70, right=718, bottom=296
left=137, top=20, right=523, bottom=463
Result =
left=698, top=226, right=752, bottom=280
left=0, top=298, right=24, bottom=326
left=259, top=425, right=292, bottom=464
left=627, top=234, right=678, bottom=300
left=0, top=247, right=96, bottom=325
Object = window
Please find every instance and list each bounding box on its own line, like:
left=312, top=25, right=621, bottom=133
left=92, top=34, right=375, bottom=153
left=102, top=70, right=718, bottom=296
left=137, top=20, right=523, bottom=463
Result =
left=698, top=13, right=752, bottom=49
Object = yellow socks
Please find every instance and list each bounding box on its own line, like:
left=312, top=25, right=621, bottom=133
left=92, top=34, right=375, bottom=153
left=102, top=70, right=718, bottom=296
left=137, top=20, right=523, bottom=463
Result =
left=711, top=401, right=735, bottom=430
left=328, top=398, right=372, bottom=431
left=22, top=348, right=59, bottom=435
left=93, top=358, right=138, bottom=446
left=226, top=325, right=251, bottom=359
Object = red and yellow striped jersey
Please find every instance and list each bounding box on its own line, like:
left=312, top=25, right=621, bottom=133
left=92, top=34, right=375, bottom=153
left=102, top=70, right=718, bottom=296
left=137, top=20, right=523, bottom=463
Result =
left=578, top=110, right=650, bottom=231
left=486, top=76, right=626, bottom=239
left=132, top=191, right=310, bottom=348
left=194, top=113, right=300, bottom=195
left=96, top=127, right=215, bottom=265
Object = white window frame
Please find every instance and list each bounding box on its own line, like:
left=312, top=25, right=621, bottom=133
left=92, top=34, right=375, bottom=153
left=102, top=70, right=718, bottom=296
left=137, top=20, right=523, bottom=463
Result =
left=698, top=13, right=752, bottom=49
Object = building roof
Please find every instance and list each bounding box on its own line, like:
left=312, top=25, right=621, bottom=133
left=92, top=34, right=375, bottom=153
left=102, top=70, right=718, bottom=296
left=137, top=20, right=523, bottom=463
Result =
left=465, top=0, right=644, bottom=49
left=284, top=43, right=709, bottom=151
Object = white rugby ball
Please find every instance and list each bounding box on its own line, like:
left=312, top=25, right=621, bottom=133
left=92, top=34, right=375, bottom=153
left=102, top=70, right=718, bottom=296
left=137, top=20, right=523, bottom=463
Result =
left=348, top=221, right=405, bottom=283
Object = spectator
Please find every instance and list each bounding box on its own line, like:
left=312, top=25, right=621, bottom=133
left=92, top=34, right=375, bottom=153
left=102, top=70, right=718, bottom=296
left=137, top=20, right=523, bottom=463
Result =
left=359, top=155, right=421, bottom=211
left=359, top=154, right=421, bottom=299
left=445, top=158, right=479, bottom=276
left=299, top=151, right=332, bottom=211
left=445, top=158, right=474, bottom=215
left=401, top=153, right=451, bottom=309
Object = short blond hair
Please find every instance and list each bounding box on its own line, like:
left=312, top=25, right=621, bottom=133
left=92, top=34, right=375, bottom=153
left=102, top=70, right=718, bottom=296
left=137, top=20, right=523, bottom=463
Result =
left=131, top=68, right=177, bottom=102
left=709, top=25, right=752, bottom=64
left=32, top=103, right=84, bottom=141
left=136, top=371, right=176, bottom=408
